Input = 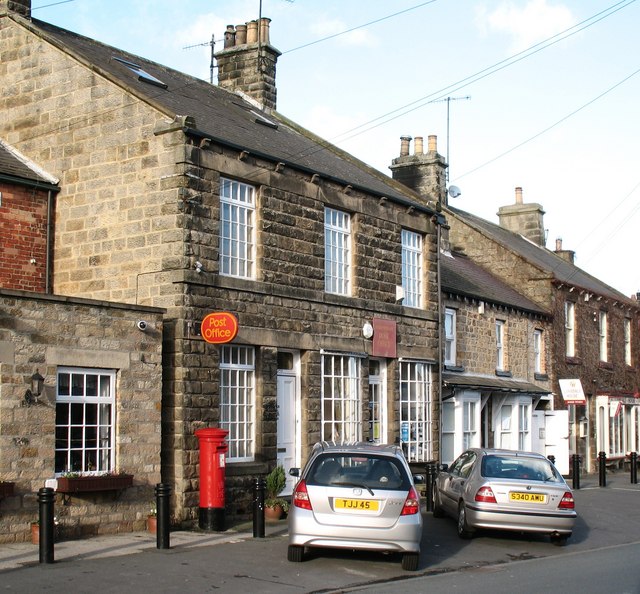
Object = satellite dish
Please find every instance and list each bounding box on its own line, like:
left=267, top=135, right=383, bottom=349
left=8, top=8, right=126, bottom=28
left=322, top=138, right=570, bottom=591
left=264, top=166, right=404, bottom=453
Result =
left=448, top=185, right=462, bottom=198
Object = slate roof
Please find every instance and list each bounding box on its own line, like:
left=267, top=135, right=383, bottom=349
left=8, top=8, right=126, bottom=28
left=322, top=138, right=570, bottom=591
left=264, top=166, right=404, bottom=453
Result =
left=23, top=17, right=432, bottom=212
left=0, top=138, right=58, bottom=187
left=441, top=250, right=549, bottom=316
left=448, top=206, right=633, bottom=303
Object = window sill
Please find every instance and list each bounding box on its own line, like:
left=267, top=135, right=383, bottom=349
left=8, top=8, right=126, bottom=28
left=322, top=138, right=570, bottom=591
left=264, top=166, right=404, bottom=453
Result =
left=598, top=361, right=614, bottom=371
left=495, top=369, right=512, bottom=378
left=444, top=365, right=465, bottom=373
left=565, top=356, right=582, bottom=365
left=534, top=373, right=549, bottom=381
left=55, top=474, right=133, bottom=494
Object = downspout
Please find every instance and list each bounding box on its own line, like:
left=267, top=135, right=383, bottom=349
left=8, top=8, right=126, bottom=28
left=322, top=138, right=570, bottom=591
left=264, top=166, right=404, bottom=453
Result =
left=46, top=189, right=54, bottom=294
left=436, top=218, right=443, bottom=464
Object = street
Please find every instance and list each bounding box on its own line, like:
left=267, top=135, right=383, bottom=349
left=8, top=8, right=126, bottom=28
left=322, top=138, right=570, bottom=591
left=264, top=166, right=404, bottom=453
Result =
left=1, top=476, right=639, bottom=593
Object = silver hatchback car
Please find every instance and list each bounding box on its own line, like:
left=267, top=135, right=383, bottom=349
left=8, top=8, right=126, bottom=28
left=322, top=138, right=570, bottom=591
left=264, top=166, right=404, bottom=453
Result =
left=287, top=442, right=424, bottom=570
left=433, top=448, right=577, bottom=544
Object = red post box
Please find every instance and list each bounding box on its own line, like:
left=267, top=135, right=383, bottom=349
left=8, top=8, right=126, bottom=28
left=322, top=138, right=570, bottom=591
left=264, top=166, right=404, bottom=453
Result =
left=195, top=427, right=228, bottom=531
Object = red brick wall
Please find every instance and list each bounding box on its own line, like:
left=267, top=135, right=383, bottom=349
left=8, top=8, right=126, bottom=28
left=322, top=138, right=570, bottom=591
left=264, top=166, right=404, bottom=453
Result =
left=0, top=182, right=50, bottom=292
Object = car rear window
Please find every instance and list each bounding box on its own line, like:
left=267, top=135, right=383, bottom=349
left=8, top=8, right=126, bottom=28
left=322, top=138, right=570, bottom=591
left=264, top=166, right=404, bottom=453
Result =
left=481, top=455, right=563, bottom=482
left=306, top=454, right=410, bottom=490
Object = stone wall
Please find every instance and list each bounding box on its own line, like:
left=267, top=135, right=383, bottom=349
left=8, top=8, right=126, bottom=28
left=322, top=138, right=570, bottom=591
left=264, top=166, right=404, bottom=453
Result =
left=0, top=289, right=163, bottom=542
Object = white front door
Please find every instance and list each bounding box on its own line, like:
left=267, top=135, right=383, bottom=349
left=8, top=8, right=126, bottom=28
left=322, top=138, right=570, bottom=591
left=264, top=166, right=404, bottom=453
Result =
left=277, top=352, right=300, bottom=496
left=545, top=409, right=570, bottom=475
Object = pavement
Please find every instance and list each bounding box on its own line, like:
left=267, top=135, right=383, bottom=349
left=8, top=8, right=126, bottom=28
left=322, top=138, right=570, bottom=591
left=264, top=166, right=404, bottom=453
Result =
left=0, top=518, right=288, bottom=572
left=1, top=472, right=638, bottom=593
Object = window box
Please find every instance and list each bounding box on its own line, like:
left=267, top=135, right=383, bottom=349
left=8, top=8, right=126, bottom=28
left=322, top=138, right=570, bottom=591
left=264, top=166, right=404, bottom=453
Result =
left=0, top=481, right=15, bottom=498
left=56, top=474, right=133, bottom=493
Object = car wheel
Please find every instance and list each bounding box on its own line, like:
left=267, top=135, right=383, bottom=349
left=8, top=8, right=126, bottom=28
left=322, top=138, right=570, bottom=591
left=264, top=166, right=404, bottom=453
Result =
left=432, top=483, right=445, bottom=518
left=551, top=533, right=570, bottom=546
left=401, top=552, right=419, bottom=571
left=457, top=502, right=474, bottom=539
left=287, top=545, right=305, bottom=562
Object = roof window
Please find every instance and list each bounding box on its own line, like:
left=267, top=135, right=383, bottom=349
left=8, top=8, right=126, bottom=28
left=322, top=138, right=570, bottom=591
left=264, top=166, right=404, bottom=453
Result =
left=112, top=57, right=168, bottom=89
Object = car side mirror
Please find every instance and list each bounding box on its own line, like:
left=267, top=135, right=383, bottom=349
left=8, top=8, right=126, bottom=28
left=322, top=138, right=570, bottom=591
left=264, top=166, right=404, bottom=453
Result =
left=412, top=474, right=425, bottom=484
left=438, top=463, right=449, bottom=472
left=289, top=468, right=300, bottom=477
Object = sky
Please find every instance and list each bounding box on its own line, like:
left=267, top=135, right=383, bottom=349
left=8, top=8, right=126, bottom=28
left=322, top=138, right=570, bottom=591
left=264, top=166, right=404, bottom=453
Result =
left=31, top=0, right=640, bottom=298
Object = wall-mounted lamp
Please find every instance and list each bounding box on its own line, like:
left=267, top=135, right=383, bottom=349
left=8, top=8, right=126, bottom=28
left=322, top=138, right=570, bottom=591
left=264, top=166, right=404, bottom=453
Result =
left=24, top=371, right=44, bottom=406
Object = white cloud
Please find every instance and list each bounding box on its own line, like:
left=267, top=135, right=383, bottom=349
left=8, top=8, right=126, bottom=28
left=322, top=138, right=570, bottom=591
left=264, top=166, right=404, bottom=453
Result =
left=477, top=0, right=574, bottom=52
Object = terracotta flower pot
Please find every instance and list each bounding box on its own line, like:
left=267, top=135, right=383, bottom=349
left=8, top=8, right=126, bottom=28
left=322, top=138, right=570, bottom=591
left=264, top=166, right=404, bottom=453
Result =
left=264, top=504, right=284, bottom=522
left=147, top=515, right=157, bottom=533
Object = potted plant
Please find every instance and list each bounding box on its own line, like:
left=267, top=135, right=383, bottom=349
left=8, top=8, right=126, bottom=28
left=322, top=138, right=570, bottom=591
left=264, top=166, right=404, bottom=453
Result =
left=264, top=465, right=289, bottom=521
left=147, top=506, right=157, bottom=533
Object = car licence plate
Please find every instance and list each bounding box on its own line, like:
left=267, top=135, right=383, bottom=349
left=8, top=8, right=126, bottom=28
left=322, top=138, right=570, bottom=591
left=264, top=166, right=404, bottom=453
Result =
left=509, top=491, right=546, bottom=503
left=334, top=498, right=379, bottom=511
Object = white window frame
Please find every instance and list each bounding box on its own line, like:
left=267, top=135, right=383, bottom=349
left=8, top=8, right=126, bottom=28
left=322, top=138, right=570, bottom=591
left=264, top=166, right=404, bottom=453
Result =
left=441, top=399, right=456, bottom=465
left=596, top=396, right=626, bottom=459
left=624, top=318, right=632, bottom=366
left=401, top=229, right=423, bottom=308
left=533, top=329, right=543, bottom=374
left=321, top=354, right=361, bottom=441
left=219, top=178, right=256, bottom=279
left=599, top=310, right=608, bottom=362
left=495, top=320, right=505, bottom=371
left=444, top=308, right=457, bottom=366
left=324, top=207, right=351, bottom=295
left=462, top=400, right=478, bottom=450
left=565, top=301, right=575, bottom=357
left=399, top=360, right=433, bottom=462
left=493, top=396, right=531, bottom=451
left=55, top=367, right=116, bottom=475
left=220, top=345, right=255, bottom=462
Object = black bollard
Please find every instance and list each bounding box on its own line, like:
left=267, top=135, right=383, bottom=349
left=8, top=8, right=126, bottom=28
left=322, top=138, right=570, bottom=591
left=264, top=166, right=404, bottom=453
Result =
left=155, top=483, right=172, bottom=550
left=630, top=452, right=638, bottom=484
left=571, top=454, right=581, bottom=490
left=253, top=477, right=265, bottom=538
left=37, top=487, right=55, bottom=564
left=425, top=462, right=436, bottom=512
left=598, top=451, right=607, bottom=487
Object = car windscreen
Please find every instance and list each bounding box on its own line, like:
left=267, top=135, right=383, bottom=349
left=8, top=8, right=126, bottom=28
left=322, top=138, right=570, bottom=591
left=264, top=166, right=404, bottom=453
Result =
left=306, top=454, right=411, bottom=491
left=481, top=455, right=563, bottom=483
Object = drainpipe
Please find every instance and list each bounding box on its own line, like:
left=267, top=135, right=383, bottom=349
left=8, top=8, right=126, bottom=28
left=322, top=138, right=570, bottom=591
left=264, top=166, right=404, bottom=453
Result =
left=46, top=189, right=54, bottom=294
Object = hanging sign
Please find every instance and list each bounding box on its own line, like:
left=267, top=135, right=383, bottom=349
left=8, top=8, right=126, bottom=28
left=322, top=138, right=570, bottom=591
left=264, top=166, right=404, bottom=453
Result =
left=201, top=312, right=239, bottom=344
left=559, top=379, right=586, bottom=404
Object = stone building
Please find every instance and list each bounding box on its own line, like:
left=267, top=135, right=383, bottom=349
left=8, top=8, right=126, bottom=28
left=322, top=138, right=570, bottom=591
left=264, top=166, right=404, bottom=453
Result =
left=390, top=135, right=562, bottom=470
left=1, top=1, right=443, bottom=526
left=447, top=189, right=640, bottom=473
left=0, top=139, right=164, bottom=542
left=389, top=133, right=640, bottom=473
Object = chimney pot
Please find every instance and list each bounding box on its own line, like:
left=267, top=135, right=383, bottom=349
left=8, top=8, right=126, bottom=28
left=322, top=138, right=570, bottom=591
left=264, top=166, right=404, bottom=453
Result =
left=259, top=17, right=271, bottom=44
left=235, top=24, right=247, bottom=44
left=428, top=135, right=437, bottom=152
left=224, top=25, right=236, bottom=48
left=400, top=135, right=412, bottom=157
left=515, top=186, right=523, bottom=204
left=247, top=20, right=258, bottom=44
left=555, top=237, right=563, bottom=251
left=414, top=136, right=424, bottom=155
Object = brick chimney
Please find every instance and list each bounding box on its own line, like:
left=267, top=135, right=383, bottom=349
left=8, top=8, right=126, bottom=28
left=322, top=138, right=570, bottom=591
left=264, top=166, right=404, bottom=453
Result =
left=389, top=134, right=447, bottom=206
left=497, top=187, right=546, bottom=247
left=0, top=0, right=31, bottom=16
left=214, top=18, right=281, bottom=112
left=554, top=237, right=575, bottom=264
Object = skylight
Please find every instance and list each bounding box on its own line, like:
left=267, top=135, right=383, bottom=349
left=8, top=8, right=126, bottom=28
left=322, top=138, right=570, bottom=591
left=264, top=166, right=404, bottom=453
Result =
left=112, top=57, right=168, bottom=89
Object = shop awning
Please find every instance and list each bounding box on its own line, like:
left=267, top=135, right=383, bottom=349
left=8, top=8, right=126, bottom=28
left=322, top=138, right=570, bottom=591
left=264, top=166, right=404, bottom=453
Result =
left=442, top=372, right=551, bottom=395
